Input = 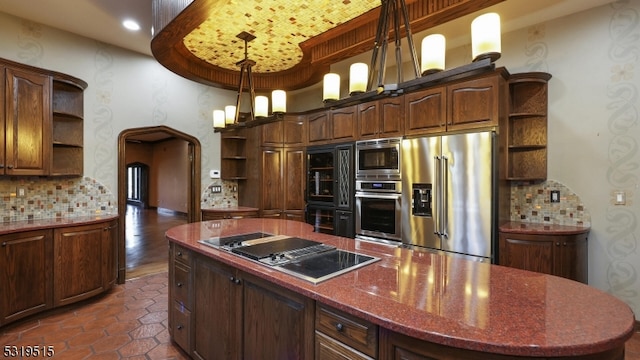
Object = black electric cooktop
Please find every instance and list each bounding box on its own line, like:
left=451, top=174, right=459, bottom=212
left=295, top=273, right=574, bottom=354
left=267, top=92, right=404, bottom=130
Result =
left=199, top=233, right=380, bottom=284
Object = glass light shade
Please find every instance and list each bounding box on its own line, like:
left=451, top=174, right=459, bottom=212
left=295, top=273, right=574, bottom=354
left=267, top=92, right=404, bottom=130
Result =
left=323, top=73, right=340, bottom=101
left=224, top=105, right=236, bottom=125
left=349, top=63, right=368, bottom=94
left=272, top=90, right=286, bottom=113
left=255, top=95, right=269, bottom=117
left=213, top=109, right=225, bottom=128
left=421, top=34, right=446, bottom=74
left=471, top=13, right=501, bottom=62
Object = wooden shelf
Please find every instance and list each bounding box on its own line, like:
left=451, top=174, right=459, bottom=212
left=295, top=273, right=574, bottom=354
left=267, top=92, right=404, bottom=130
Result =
left=506, top=72, right=551, bottom=181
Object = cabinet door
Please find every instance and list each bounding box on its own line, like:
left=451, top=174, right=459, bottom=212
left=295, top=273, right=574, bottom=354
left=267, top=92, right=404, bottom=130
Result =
left=283, top=147, right=306, bottom=217
left=499, top=233, right=554, bottom=275
left=404, top=86, right=446, bottom=135
left=447, top=75, right=499, bottom=131
left=284, top=114, right=306, bottom=146
left=0, top=230, right=53, bottom=326
left=335, top=210, right=354, bottom=238
left=308, top=111, right=331, bottom=144
left=4, top=68, right=52, bottom=175
left=555, top=233, right=588, bottom=283
left=261, top=120, right=283, bottom=146
left=193, top=257, right=241, bottom=360
left=242, top=274, right=314, bottom=360
left=54, top=223, right=105, bottom=306
left=331, top=105, right=358, bottom=141
left=379, top=97, right=403, bottom=137
left=102, top=220, right=118, bottom=289
left=358, top=101, right=379, bottom=139
left=261, top=148, right=283, bottom=215
left=0, top=66, right=5, bottom=172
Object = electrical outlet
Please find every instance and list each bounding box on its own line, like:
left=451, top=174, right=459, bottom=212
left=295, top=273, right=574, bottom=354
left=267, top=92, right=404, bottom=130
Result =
left=16, top=187, right=26, bottom=197
left=614, top=191, right=626, bottom=205
left=550, top=190, right=560, bottom=203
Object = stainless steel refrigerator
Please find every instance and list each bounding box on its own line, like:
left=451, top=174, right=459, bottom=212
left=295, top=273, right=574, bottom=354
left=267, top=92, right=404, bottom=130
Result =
left=401, top=131, right=496, bottom=262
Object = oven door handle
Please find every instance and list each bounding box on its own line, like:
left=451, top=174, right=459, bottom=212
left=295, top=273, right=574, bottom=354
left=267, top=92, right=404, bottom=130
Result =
left=355, top=193, right=401, bottom=200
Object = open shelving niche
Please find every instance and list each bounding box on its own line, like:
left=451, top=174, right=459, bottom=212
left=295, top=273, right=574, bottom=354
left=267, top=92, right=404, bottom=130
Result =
left=507, top=72, right=552, bottom=181
left=51, top=79, right=85, bottom=176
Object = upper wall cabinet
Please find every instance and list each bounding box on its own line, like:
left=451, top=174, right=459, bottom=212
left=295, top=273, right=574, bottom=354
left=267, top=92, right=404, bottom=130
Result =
left=358, top=97, right=404, bottom=140
left=1, top=58, right=87, bottom=177
left=405, top=70, right=507, bottom=136
left=308, top=105, right=358, bottom=145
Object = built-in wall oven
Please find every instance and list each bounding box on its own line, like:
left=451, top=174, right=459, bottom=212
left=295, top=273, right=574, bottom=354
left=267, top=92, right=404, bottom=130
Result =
left=355, top=180, right=402, bottom=244
left=355, top=137, right=401, bottom=180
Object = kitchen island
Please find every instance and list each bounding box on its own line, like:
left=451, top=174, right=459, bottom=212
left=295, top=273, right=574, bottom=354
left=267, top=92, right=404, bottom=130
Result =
left=165, top=218, right=635, bottom=360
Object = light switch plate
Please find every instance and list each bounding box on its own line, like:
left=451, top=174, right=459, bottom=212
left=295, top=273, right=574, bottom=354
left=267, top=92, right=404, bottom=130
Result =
left=550, top=190, right=560, bottom=203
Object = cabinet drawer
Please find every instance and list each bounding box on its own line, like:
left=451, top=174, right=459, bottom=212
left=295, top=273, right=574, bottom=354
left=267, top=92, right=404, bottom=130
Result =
left=173, top=262, right=190, bottom=307
left=173, top=244, right=191, bottom=265
left=316, top=331, right=373, bottom=360
left=316, top=304, right=378, bottom=357
left=172, top=301, right=191, bottom=354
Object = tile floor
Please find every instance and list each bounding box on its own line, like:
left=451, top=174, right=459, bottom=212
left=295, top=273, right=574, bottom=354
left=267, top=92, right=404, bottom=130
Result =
left=1, top=271, right=638, bottom=360
left=0, top=272, right=188, bottom=360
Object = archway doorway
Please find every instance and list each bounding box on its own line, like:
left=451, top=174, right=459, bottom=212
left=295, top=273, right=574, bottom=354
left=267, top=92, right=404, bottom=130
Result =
left=117, top=126, right=201, bottom=283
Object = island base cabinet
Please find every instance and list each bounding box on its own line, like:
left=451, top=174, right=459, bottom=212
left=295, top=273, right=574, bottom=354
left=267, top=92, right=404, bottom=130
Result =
left=316, top=331, right=373, bottom=360
left=379, top=328, right=626, bottom=360
left=0, top=230, right=53, bottom=326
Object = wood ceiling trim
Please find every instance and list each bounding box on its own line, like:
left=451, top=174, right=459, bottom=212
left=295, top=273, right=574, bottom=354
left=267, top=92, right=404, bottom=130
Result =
left=151, top=0, right=505, bottom=91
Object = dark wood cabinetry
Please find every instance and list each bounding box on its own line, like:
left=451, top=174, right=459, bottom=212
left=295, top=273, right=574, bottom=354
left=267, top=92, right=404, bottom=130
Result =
left=2, top=67, right=51, bottom=175
left=1, top=58, right=86, bottom=177
left=260, top=116, right=306, bottom=221
left=358, top=97, right=403, bottom=140
left=201, top=207, right=259, bottom=221
left=499, top=229, right=588, bottom=283
left=308, top=106, right=358, bottom=145
left=170, top=246, right=314, bottom=360
left=405, top=70, right=505, bottom=136
left=0, top=230, right=53, bottom=325
left=506, top=73, right=551, bottom=181
left=0, top=218, right=117, bottom=327
left=53, top=220, right=118, bottom=306
left=316, top=304, right=378, bottom=359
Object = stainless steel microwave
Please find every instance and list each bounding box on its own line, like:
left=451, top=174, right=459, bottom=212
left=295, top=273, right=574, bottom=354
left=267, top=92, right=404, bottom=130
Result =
left=355, top=137, right=401, bottom=180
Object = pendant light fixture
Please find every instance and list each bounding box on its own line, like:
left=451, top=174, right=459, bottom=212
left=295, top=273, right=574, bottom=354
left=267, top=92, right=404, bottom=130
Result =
left=213, top=31, right=287, bottom=131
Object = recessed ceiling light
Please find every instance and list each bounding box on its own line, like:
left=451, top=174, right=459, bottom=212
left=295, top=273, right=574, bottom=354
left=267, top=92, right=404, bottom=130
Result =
left=123, top=19, right=141, bottom=31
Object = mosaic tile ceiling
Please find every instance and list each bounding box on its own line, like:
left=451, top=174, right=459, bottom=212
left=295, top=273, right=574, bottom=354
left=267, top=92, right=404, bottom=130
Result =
left=183, top=0, right=380, bottom=73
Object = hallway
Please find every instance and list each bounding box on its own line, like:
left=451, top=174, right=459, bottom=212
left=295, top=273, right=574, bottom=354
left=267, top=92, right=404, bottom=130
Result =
left=125, top=205, right=187, bottom=280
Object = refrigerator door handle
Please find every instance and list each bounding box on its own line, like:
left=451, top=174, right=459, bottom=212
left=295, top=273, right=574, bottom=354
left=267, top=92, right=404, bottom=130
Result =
left=441, top=155, right=449, bottom=239
left=434, top=155, right=442, bottom=236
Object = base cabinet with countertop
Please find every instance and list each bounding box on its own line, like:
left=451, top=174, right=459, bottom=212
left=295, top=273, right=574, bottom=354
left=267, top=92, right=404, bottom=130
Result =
left=201, top=207, right=259, bottom=221
left=499, top=222, right=588, bottom=283
left=0, top=217, right=118, bottom=327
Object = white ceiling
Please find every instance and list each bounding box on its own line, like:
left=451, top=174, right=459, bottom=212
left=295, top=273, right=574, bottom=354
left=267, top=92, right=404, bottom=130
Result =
left=0, top=0, right=614, bottom=60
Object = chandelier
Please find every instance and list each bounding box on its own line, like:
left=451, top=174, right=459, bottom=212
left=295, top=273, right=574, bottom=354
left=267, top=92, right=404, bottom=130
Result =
left=213, top=31, right=286, bottom=130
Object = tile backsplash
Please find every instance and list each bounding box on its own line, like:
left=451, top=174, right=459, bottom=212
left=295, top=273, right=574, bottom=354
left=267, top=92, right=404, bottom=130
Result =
left=0, top=177, right=117, bottom=222
left=201, top=179, right=239, bottom=209
left=510, top=179, right=591, bottom=227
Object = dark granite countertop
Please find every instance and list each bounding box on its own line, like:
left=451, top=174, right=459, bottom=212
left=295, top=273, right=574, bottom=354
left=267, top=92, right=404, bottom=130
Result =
left=165, top=218, right=634, bottom=358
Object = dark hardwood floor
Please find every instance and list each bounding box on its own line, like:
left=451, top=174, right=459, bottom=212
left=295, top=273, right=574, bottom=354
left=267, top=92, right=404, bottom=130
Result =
left=125, top=204, right=188, bottom=279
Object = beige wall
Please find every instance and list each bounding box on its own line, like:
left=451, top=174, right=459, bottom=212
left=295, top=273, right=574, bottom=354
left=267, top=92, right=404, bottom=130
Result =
left=0, top=1, right=638, bottom=316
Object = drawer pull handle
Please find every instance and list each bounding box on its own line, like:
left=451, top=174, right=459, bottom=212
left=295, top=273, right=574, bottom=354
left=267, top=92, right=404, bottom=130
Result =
left=1, top=242, right=6, bottom=247
left=335, top=323, right=344, bottom=332
left=177, top=282, right=183, bottom=288
left=177, top=251, right=183, bottom=257
left=234, top=278, right=241, bottom=285
left=177, top=325, right=184, bottom=330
